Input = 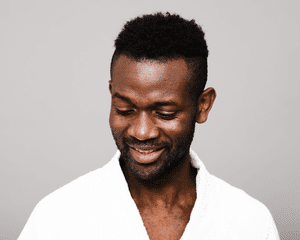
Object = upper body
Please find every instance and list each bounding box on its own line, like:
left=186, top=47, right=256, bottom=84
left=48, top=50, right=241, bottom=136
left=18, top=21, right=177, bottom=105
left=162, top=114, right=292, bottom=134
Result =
left=18, top=150, right=279, bottom=239
left=19, top=12, right=280, bottom=239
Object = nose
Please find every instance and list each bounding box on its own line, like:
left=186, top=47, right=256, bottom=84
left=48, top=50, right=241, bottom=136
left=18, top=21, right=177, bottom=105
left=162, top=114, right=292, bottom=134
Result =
left=127, top=111, right=159, bottom=141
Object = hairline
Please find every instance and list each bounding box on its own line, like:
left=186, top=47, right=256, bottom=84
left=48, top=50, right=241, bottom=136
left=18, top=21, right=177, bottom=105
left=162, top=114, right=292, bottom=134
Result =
left=110, top=50, right=206, bottom=103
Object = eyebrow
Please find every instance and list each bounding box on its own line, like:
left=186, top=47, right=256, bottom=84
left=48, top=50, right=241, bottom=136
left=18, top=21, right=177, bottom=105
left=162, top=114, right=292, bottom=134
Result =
left=112, top=92, right=133, bottom=104
left=112, top=92, right=179, bottom=108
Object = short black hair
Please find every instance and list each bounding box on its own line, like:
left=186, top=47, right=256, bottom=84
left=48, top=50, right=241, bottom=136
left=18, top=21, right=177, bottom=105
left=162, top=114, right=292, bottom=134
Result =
left=111, top=12, right=209, bottom=101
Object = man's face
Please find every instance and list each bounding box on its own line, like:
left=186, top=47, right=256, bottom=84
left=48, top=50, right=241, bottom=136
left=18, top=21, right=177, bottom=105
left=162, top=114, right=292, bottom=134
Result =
left=109, top=54, right=198, bottom=181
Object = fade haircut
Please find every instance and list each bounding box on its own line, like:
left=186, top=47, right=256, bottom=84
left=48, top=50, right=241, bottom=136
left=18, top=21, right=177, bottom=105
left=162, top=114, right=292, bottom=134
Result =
left=110, top=12, right=209, bottom=102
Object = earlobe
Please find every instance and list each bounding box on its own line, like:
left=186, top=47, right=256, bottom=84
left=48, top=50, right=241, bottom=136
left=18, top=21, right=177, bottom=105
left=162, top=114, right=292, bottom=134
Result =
left=196, top=87, right=216, bottom=124
left=109, top=80, right=112, bottom=94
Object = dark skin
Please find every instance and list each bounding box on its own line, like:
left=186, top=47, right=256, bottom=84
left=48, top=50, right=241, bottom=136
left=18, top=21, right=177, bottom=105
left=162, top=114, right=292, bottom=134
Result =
left=109, top=54, right=216, bottom=240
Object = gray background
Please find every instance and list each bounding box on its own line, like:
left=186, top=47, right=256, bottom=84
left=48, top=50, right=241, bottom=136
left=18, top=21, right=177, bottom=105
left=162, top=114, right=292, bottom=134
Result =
left=1, top=0, right=299, bottom=239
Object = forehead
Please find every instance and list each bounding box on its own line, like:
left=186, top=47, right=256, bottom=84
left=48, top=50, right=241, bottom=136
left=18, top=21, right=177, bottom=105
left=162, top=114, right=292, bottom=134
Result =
left=111, top=54, right=192, bottom=102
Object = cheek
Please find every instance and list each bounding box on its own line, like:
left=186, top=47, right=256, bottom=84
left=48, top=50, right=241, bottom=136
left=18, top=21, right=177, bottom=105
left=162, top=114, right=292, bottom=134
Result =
left=160, top=118, right=192, bottom=138
left=109, top=112, right=130, bottom=136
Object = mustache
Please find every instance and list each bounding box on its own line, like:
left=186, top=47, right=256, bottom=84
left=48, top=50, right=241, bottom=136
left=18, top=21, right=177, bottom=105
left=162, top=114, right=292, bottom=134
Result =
left=124, top=137, right=170, bottom=148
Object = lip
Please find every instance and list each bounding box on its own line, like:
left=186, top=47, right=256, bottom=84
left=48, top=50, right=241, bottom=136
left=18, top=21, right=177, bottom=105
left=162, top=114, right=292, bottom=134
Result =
left=129, top=146, right=165, bottom=164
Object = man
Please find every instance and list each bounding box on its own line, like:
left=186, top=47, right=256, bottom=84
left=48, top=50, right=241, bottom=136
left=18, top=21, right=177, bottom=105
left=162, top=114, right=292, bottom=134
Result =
left=19, top=12, right=279, bottom=239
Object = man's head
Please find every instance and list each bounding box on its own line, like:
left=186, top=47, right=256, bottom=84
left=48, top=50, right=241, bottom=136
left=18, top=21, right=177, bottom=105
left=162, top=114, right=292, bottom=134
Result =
left=109, top=12, right=216, bottom=182
left=110, top=12, right=209, bottom=102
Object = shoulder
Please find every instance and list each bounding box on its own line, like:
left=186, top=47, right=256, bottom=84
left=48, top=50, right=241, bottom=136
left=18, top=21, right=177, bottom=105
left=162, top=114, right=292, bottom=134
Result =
left=18, top=159, right=122, bottom=239
left=39, top=159, right=116, bottom=209
left=210, top=174, right=266, bottom=211
left=207, top=174, right=279, bottom=238
left=212, top=175, right=268, bottom=212
left=42, top=151, right=121, bottom=205
left=30, top=157, right=121, bottom=225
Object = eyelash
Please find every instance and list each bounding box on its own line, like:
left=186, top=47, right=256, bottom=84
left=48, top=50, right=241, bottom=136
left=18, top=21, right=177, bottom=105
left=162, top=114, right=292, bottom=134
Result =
left=156, top=112, right=177, bottom=120
left=115, top=108, right=134, bottom=116
left=115, top=108, right=177, bottom=120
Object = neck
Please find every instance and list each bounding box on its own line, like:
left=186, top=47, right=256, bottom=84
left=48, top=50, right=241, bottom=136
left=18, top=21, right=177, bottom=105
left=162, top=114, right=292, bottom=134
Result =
left=122, top=154, right=197, bottom=210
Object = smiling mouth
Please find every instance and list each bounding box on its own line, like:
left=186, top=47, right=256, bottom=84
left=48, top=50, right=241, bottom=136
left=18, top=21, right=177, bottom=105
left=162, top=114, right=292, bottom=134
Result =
left=128, top=145, right=166, bottom=164
left=134, top=148, right=156, bottom=154
left=133, top=147, right=163, bottom=154
left=130, top=146, right=165, bottom=154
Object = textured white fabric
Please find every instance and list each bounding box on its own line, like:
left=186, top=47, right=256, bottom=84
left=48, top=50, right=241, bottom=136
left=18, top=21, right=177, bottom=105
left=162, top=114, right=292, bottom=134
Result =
left=18, top=150, right=280, bottom=239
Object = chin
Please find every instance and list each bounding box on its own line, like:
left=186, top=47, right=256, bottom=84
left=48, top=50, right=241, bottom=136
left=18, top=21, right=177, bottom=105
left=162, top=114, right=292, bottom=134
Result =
left=120, top=146, right=189, bottom=183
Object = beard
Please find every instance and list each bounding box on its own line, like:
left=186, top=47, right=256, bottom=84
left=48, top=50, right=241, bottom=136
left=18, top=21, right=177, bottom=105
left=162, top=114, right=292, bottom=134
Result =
left=114, top=123, right=196, bottom=183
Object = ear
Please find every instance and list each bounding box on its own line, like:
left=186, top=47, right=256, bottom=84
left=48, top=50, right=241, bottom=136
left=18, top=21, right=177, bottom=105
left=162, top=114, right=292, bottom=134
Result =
left=109, top=80, right=112, bottom=94
left=196, top=87, right=216, bottom=124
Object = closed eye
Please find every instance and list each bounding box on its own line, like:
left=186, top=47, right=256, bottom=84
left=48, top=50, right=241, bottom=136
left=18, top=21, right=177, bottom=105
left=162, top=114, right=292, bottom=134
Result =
left=156, top=112, right=177, bottom=120
left=115, top=108, right=134, bottom=116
